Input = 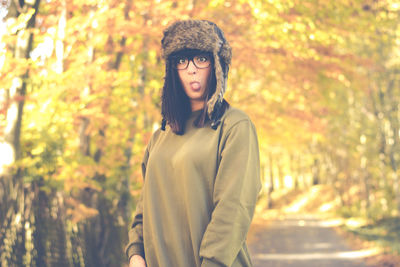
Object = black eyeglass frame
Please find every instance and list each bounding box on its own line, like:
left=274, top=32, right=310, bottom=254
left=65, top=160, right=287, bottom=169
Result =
left=171, top=54, right=213, bottom=70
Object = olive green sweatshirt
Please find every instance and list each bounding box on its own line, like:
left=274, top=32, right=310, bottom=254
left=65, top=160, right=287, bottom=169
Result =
left=125, top=107, right=261, bottom=267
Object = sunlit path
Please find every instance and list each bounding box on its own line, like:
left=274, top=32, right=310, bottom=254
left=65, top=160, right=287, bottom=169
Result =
left=248, top=215, right=375, bottom=267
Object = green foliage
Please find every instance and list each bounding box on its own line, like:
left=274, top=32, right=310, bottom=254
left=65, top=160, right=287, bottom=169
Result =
left=1, top=0, right=400, bottom=265
left=347, top=217, right=400, bottom=254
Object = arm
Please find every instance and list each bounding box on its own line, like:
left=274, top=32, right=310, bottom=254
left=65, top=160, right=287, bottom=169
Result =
left=125, top=191, right=145, bottom=260
left=125, top=142, right=151, bottom=263
left=199, top=119, right=261, bottom=267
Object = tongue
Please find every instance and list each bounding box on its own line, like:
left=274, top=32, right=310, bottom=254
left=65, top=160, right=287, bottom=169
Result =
left=191, top=83, right=200, bottom=90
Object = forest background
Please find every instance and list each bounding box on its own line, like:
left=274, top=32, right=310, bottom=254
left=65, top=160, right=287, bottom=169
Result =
left=0, top=0, right=399, bottom=266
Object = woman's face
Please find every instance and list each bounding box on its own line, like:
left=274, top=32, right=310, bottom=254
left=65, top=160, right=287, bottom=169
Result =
left=176, top=53, right=212, bottom=111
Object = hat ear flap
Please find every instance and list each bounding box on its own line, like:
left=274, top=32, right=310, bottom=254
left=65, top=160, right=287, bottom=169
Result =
left=219, top=42, right=232, bottom=66
left=207, top=52, right=225, bottom=118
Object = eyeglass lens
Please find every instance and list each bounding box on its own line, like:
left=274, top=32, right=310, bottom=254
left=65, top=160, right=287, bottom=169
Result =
left=175, top=55, right=211, bottom=70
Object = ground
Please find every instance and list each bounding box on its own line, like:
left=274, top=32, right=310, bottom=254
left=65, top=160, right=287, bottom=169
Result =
left=247, top=185, right=400, bottom=267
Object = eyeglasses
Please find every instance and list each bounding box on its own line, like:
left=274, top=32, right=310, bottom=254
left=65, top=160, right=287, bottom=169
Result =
left=172, top=54, right=212, bottom=70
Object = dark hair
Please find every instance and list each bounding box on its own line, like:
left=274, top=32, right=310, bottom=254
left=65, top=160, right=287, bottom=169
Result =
left=161, top=50, right=217, bottom=135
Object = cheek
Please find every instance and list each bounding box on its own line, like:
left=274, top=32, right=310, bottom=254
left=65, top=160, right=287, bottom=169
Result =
left=177, top=71, right=187, bottom=88
left=203, top=69, right=211, bottom=85
left=177, top=71, right=184, bottom=82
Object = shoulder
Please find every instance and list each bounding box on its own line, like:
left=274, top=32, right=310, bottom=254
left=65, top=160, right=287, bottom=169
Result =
left=218, top=106, right=258, bottom=142
left=146, top=128, right=163, bottom=152
left=151, top=128, right=163, bottom=141
left=220, top=106, right=254, bottom=130
left=218, top=106, right=259, bottom=152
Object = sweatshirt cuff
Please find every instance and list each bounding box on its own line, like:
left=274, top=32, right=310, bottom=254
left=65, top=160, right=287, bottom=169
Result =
left=201, top=258, right=223, bottom=267
left=125, top=243, right=145, bottom=261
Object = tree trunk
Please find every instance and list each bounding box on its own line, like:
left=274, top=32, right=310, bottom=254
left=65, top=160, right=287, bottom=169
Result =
left=0, top=1, right=41, bottom=266
left=267, top=153, right=274, bottom=209
left=387, top=77, right=400, bottom=213
left=312, top=158, right=320, bottom=185
left=78, top=2, right=135, bottom=266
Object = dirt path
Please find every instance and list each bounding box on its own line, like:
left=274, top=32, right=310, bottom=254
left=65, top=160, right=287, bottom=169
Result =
left=247, top=214, right=372, bottom=267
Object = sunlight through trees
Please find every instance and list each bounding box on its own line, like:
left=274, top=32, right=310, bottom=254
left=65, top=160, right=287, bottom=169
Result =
left=0, top=0, right=399, bottom=266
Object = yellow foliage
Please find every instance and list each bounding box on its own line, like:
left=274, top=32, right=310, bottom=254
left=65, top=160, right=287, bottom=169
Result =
left=65, top=197, right=99, bottom=224
left=7, top=8, right=36, bottom=34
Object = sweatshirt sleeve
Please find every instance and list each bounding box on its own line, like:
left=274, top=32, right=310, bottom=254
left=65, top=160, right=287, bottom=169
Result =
left=124, top=141, right=151, bottom=261
left=199, top=119, right=261, bottom=267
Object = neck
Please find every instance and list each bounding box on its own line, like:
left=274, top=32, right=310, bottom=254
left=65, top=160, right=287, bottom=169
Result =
left=191, top=100, right=205, bottom=112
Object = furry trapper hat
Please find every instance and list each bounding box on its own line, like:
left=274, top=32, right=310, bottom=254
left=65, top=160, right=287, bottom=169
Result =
left=161, top=19, right=232, bottom=128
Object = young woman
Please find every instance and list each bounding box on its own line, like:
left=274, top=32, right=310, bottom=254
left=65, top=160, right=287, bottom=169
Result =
left=126, top=19, right=261, bottom=267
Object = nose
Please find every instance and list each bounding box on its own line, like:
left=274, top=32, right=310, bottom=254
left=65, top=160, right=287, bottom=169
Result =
left=187, top=60, right=197, bottom=74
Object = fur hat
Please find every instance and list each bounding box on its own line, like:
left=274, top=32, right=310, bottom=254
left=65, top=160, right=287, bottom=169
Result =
left=161, top=19, right=232, bottom=127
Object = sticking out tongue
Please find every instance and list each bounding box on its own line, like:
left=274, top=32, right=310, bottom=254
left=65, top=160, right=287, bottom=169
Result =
left=191, top=82, right=200, bottom=90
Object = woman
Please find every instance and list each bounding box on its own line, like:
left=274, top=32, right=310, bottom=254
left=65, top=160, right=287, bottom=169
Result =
left=126, top=19, right=261, bottom=267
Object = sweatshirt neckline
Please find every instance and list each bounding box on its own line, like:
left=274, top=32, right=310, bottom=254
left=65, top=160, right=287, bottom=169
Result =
left=190, top=109, right=203, bottom=119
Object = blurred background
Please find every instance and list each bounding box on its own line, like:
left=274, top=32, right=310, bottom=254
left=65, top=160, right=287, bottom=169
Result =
left=0, top=0, right=399, bottom=266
